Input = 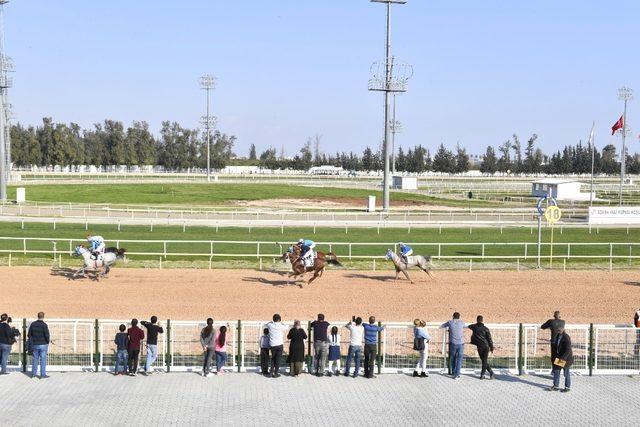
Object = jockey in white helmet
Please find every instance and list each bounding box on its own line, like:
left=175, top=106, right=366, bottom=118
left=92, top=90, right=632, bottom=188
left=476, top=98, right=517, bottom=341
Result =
left=399, top=242, right=413, bottom=263
left=87, top=234, right=106, bottom=259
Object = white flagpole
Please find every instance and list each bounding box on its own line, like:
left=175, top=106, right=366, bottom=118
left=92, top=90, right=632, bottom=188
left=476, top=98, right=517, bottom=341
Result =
left=589, top=121, right=595, bottom=206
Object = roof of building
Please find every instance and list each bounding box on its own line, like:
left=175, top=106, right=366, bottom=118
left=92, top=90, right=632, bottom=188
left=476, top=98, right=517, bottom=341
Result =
left=531, top=178, right=581, bottom=185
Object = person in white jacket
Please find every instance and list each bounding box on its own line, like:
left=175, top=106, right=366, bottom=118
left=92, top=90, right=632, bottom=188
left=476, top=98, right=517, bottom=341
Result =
left=413, top=319, right=431, bottom=378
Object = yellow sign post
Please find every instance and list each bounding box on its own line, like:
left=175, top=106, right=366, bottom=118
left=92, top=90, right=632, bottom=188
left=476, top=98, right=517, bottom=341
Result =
left=544, top=206, right=562, bottom=268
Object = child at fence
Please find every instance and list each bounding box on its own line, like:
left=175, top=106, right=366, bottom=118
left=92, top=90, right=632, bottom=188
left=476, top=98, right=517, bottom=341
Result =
left=327, top=326, right=341, bottom=376
left=114, top=324, right=128, bottom=375
left=260, top=328, right=270, bottom=376
left=215, top=325, right=229, bottom=374
left=200, top=318, right=216, bottom=378
left=413, top=319, right=430, bottom=378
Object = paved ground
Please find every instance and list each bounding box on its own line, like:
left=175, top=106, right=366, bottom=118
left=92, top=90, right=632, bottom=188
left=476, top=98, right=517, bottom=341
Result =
left=0, top=372, right=638, bottom=426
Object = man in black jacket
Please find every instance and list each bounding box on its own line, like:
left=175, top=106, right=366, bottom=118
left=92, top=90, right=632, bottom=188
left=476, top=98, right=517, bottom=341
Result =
left=141, top=316, right=164, bottom=375
left=0, top=313, right=14, bottom=374
left=549, top=327, right=573, bottom=392
left=541, top=311, right=565, bottom=367
left=28, top=312, right=50, bottom=379
left=468, top=315, right=494, bottom=380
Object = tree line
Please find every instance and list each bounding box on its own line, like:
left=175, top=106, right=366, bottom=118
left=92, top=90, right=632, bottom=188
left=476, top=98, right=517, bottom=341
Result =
left=9, top=119, right=639, bottom=175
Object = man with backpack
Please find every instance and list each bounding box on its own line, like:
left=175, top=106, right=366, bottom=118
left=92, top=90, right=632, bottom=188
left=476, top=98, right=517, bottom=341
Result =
left=0, top=313, right=16, bottom=374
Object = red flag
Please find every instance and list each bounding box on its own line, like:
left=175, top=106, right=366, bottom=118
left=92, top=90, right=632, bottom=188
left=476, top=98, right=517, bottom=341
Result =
left=611, top=115, right=624, bottom=135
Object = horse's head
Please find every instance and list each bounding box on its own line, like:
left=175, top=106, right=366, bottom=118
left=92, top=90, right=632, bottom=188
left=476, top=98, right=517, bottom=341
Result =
left=385, top=249, right=394, bottom=260
left=74, top=245, right=88, bottom=256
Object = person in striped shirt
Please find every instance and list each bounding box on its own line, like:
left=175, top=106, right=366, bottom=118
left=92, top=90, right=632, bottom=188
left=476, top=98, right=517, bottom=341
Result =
left=362, top=316, right=385, bottom=379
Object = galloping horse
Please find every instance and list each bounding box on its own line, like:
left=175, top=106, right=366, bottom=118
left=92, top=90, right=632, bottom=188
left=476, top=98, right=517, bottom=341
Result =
left=72, top=245, right=126, bottom=280
left=385, top=249, right=434, bottom=284
left=281, top=248, right=342, bottom=287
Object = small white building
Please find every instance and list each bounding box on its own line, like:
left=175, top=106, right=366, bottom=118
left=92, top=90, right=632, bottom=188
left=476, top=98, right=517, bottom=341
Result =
left=308, top=165, right=343, bottom=176
left=531, top=179, right=593, bottom=201
left=392, top=176, right=418, bottom=190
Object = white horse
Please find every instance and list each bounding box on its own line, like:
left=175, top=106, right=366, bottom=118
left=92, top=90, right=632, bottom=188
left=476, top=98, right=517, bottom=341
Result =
left=72, top=245, right=125, bottom=280
left=385, top=249, right=434, bottom=284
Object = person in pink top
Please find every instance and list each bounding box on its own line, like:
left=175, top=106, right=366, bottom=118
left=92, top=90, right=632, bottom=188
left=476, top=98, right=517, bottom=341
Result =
left=215, top=324, right=230, bottom=374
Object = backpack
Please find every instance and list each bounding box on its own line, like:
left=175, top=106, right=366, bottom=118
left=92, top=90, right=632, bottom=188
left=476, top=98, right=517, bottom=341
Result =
left=413, top=337, right=425, bottom=351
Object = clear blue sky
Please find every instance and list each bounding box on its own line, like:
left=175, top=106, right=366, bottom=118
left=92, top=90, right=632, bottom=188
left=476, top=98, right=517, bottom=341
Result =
left=7, top=0, right=640, bottom=157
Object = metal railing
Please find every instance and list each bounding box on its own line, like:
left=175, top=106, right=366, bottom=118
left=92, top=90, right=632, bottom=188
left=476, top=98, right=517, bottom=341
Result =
left=7, top=319, right=639, bottom=375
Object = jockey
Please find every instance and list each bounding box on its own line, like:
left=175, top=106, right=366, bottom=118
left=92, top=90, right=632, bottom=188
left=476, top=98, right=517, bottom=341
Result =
left=297, top=238, right=316, bottom=267
left=399, top=242, right=413, bottom=263
left=87, top=234, right=106, bottom=259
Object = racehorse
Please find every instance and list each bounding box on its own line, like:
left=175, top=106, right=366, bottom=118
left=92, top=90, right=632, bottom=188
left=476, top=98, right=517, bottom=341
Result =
left=281, top=248, right=342, bottom=287
left=385, top=249, right=434, bottom=284
left=72, top=245, right=126, bottom=280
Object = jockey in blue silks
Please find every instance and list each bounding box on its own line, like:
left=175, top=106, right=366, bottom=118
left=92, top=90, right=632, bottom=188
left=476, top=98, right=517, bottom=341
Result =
left=87, top=234, right=106, bottom=259
left=399, top=242, right=413, bottom=263
left=297, top=238, right=316, bottom=267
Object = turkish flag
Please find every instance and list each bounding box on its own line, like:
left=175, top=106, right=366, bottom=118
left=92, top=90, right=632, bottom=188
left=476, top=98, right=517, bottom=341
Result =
left=611, top=115, right=624, bottom=135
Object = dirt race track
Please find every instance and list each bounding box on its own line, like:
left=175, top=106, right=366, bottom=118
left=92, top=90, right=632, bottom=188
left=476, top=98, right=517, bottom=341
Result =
left=2, top=267, right=640, bottom=323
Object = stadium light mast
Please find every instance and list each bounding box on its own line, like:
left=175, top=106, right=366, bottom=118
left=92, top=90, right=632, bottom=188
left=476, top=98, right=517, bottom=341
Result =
left=390, top=93, right=403, bottom=174
left=0, top=0, right=12, bottom=201
left=199, top=75, right=217, bottom=182
left=369, top=0, right=412, bottom=213
left=618, top=86, right=632, bottom=206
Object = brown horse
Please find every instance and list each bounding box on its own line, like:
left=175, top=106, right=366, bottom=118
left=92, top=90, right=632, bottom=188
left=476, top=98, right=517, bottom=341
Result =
left=281, top=249, right=342, bottom=287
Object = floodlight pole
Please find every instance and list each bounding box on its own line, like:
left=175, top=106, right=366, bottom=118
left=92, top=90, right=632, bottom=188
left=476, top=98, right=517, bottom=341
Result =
left=589, top=121, right=595, bottom=207
left=200, top=75, right=216, bottom=182
left=391, top=93, right=397, bottom=174
left=0, top=0, right=10, bottom=202
left=618, top=87, right=632, bottom=206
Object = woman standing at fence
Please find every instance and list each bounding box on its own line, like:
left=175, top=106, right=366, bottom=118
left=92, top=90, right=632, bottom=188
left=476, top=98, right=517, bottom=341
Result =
left=286, top=320, right=307, bottom=377
left=413, top=319, right=430, bottom=378
left=215, top=324, right=230, bottom=375
left=200, top=318, right=216, bottom=378
left=327, top=326, right=341, bottom=376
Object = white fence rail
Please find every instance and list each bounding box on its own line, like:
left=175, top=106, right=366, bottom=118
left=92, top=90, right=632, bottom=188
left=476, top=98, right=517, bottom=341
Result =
left=8, top=320, right=639, bottom=375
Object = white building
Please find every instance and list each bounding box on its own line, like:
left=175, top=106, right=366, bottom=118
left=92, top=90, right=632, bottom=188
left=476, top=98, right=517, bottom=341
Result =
left=308, top=165, right=344, bottom=175
left=392, top=176, right=418, bottom=190
left=531, top=179, right=594, bottom=201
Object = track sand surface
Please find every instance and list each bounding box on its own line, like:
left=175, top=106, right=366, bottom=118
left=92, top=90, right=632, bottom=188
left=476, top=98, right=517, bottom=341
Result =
left=2, top=267, right=639, bottom=323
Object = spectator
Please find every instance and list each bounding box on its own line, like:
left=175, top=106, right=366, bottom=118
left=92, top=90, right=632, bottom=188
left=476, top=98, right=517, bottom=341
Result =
left=0, top=313, right=13, bottom=375
left=114, top=324, right=128, bottom=376
left=327, top=326, right=341, bottom=377
left=362, top=316, right=385, bottom=379
left=468, top=315, right=494, bottom=380
left=141, top=316, right=164, bottom=375
left=541, top=311, right=565, bottom=368
left=441, top=312, right=466, bottom=380
left=28, top=312, right=50, bottom=379
left=344, top=317, right=364, bottom=378
left=260, top=328, right=270, bottom=377
left=286, top=320, right=307, bottom=377
left=265, top=314, right=288, bottom=378
left=7, top=317, right=20, bottom=347
left=634, top=310, right=640, bottom=358
left=127, top=318, right=145, bottom=376
left=310, top=313, right=330, bottom=377
left=200, top=318, right=216, bottom=377
left=412, top=319, right=430, bottom=378
left=215, top=324, right=230, bottom=375
left=548, top=327, right=573, bottom=392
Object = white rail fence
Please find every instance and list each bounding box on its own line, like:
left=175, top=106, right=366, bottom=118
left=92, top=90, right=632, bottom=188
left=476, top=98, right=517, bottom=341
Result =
left=8, top=320, right=639, bottom=375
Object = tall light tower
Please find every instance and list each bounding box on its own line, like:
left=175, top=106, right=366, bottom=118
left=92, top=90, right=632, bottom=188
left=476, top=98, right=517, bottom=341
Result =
left=369, top=0, right=412, bottom=213
left=0, top=0, right=12, bottom=201
left=199, top=74, right=216, bottom=182
left=618, top=86, right=633, bottom=206
left=390, top=93, right=403, bottom=174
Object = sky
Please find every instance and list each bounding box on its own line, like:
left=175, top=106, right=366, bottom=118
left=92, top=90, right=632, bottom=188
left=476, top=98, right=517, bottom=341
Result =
left=6, top=0, right=640, bottom=157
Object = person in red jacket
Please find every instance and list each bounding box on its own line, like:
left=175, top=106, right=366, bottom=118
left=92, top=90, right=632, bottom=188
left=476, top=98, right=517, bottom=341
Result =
left=127, top=319, right=145, bottom=376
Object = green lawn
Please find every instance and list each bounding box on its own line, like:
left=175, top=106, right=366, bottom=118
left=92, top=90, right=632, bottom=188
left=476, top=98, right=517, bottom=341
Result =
left=0, top=221, right=638, bottom=263
left=7, top=183, right=490, bottom=208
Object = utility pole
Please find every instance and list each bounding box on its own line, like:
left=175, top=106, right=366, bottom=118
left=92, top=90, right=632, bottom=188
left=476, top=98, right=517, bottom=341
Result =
left=588, top=122, right=595, bottom=206
left=369, top=0, right=412, bottom=213
left=390, top=93, right=402, bottom=174
left=618, top=86, right=632, bottom=206
left=0, top=0, right=12, bottom=201
left=199, top=75, right=216, bottom=182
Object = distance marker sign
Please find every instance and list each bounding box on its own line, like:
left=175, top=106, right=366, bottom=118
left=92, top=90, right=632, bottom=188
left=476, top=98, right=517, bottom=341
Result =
left=544, top=206, right=562, bottom=224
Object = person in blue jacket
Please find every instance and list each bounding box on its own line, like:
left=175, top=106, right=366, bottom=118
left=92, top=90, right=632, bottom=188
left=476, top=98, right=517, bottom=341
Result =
left=297, top=238, right=316, bottom=267
left=399, top=242, right=413, bottom=263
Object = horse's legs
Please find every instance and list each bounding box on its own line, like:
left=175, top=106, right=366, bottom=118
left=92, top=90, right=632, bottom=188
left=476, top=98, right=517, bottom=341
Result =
left=401, top=269, right=413, bottom=284
left=394, top=267, right=400, bottom=280
left=308, top=269, right=322, bottom=285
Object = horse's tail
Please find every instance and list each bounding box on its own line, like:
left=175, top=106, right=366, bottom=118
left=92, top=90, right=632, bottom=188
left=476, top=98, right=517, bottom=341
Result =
left=116, top=248, right=127, bottom=258
left=325, top=252, right=342, bottom=267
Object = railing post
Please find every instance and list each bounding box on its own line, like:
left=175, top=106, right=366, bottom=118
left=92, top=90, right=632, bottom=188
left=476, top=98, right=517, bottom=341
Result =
left=236, top=320, right=242, bottom=373
left=518, top=323, right=524, bottom=376
left=94, top=319, right=99, bottom=372
left=588, top=323, right=594, bottom=377
left=166, top=319, right=171, bottom=373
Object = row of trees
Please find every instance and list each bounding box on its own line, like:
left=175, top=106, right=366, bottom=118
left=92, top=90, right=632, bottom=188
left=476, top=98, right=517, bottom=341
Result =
left=10, top=119, right=235, bottom=171
left=9, top=119, right=639, bottom=175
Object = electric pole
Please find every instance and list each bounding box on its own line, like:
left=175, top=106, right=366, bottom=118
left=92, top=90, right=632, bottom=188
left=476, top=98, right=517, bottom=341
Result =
left=369, top=0, right=412, bottom=213
left=618, top=87, right=632, bottom=206
left=199, top=75, right=216, bottom=182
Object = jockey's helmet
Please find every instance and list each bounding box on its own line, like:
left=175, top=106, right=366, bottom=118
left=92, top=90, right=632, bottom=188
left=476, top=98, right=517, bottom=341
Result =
left=298, top=238, right=304, bottom=244
left=399, top=242, right=405, bottom=247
